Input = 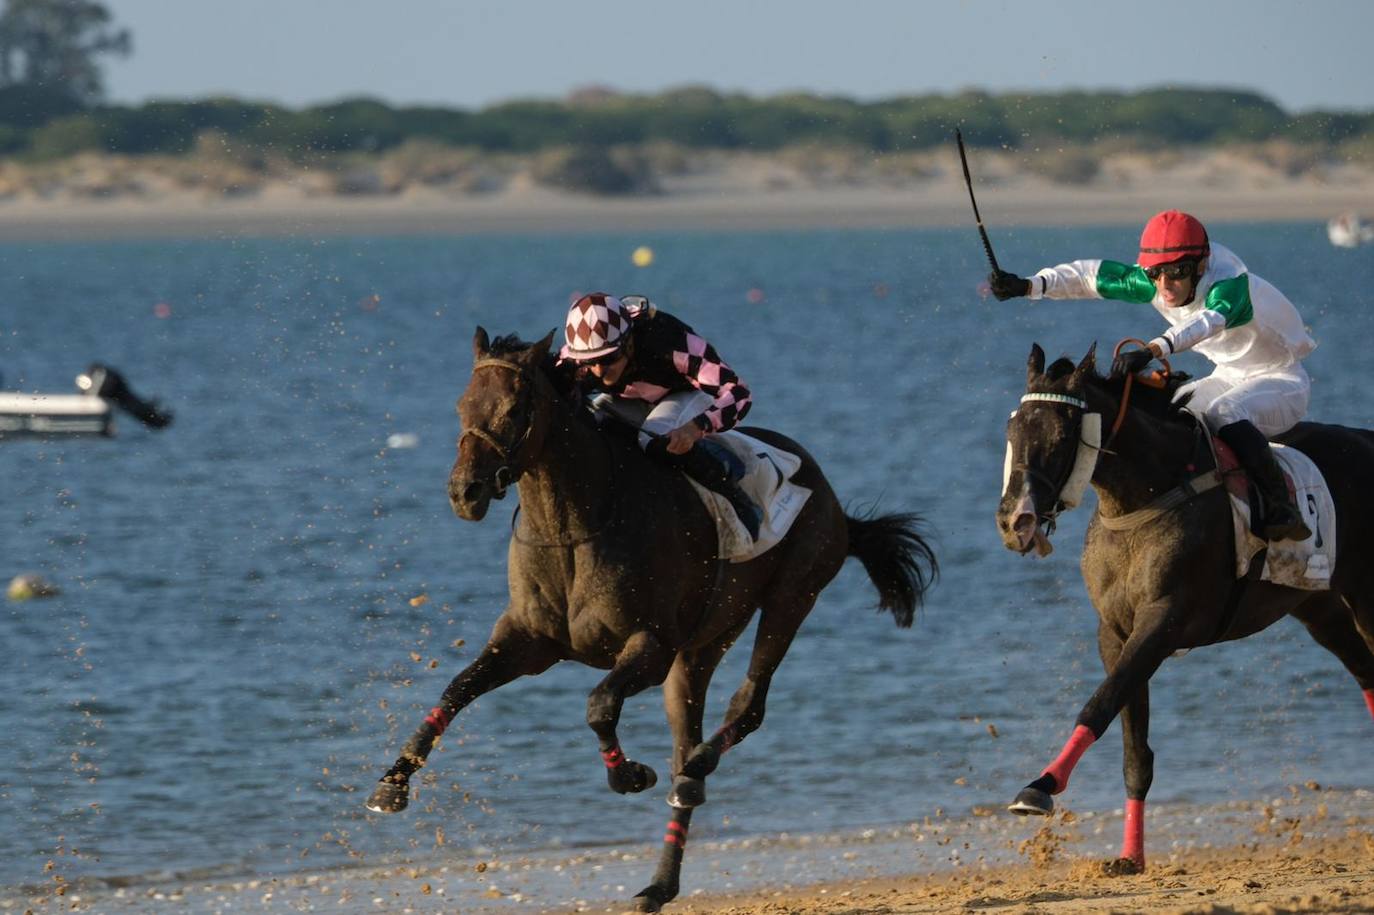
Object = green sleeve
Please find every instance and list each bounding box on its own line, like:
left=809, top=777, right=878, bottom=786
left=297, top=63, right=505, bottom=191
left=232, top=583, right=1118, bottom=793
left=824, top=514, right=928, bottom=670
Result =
left=1204, top=274, right=1254, bottom=328
left=1093, top=261, right=1157, bottom=304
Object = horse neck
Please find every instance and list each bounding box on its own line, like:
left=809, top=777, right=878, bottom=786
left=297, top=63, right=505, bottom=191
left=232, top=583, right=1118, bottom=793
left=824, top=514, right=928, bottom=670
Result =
left=515, top=387, right=615, bottom=538
left=1090, top=393, right=1199, bottom=517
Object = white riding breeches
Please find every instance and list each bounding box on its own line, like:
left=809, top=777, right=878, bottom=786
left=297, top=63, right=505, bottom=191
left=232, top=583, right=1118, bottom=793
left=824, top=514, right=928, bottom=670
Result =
left=590, top=390, right=715, bottom=449
left=1175, top=363, right=1310, bottom=437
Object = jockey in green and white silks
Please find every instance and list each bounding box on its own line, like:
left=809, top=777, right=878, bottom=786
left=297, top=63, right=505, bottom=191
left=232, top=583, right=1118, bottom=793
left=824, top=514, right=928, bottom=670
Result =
left=990, top=210, right=1315, bottom=542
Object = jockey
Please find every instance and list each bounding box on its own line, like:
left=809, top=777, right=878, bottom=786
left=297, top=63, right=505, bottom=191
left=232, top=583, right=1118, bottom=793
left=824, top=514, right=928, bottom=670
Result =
left=559, top=292, right=762, bottom=540
left=989, top=209, right=1315, bottom=542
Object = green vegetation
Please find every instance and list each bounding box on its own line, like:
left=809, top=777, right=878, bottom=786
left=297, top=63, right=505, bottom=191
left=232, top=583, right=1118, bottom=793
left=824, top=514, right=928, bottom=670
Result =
left=0, top=86, right=1368, bottom=164
left=0, top=2, right=1369, bottom=195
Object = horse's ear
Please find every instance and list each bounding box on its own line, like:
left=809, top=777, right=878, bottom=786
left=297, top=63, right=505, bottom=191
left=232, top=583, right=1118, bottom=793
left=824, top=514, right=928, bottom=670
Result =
left=530, top=328, right=557, bottom=359
left=1027, top=343, right=1046, bottom=385
left=1075, top=342, right=1098, bottom=377
left=473, top=326, right=490, bottom=358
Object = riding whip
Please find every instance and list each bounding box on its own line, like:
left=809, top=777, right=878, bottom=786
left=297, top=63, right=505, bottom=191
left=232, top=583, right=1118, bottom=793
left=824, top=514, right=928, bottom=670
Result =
left=956, top=128, right=1001, bottom=273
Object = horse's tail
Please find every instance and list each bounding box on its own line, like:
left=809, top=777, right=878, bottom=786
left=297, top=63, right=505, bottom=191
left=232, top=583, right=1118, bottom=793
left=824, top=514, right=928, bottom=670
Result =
left=845, top=510, right=938, bottom=628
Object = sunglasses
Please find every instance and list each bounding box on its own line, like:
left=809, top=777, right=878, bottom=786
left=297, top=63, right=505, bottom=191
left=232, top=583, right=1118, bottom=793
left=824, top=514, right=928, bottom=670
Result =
left=1144, top=260, right=1199, bottom=282
left=581, top=349, right=625, bottom=368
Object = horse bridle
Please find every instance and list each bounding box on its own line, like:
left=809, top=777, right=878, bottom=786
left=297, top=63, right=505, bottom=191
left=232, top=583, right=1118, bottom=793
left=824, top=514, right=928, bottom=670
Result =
left=459, top=357, right=539, bottom=499
left=1009, top=392, right=1103, bottom=534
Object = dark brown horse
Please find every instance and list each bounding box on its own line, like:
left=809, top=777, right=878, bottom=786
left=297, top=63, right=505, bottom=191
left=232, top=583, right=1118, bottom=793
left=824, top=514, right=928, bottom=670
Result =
left=995, top=343, right=1374, bottom=873
left=367, top=328, right=937, bottom=911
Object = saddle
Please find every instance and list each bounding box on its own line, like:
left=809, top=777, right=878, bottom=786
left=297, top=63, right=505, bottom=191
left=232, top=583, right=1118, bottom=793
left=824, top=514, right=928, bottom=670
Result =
left=683, top=432, right=812, bottom=563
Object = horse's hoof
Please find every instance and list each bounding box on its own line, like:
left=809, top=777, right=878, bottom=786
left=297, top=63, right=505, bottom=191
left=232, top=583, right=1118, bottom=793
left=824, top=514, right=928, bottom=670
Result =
left=1100, top=856, right=1144, bottom=876
left=682, top=742, right=721, bottom=780
left=1008, top=786, right=1053, bottom=816
left=667, top=775, right=706, bottom=809
left=633, top=884, right=675, bottom=912
left=365, top=779, right=410, bottom=813
left=608, top=760, right=658, bottom=795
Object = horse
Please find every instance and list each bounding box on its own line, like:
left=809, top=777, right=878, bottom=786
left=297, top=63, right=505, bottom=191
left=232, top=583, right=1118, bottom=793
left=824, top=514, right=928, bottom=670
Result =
left=995, top=342, right=1374, bottom=874
left=366, top=328, right=938, bottom=912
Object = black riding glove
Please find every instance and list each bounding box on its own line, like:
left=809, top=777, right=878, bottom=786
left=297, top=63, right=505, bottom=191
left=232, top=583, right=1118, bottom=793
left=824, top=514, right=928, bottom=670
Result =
left=989, top=270, right=1031, bottom=301
left=1111, top=347, right=1154, bottom=378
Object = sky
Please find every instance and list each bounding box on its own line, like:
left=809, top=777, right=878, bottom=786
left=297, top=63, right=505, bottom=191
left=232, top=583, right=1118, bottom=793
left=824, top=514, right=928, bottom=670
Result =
left=101, top=0, right=1374, bottom=114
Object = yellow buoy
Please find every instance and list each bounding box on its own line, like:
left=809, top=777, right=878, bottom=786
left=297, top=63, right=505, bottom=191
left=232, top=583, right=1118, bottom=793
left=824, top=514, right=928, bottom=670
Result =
left=632, top=245, right=654, bottom=268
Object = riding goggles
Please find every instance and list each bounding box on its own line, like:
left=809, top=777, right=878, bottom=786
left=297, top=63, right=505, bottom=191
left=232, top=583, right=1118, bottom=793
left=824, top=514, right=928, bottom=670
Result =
left=1143, top=259, right=1200, bottom=282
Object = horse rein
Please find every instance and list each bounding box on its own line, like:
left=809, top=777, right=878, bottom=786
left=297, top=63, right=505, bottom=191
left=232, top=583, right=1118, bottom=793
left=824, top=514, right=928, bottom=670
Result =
left=461, top=355, right=618, bottom=547
left=461, top=357, right=537, bottom=497
left=1012, top=392, right=1098, bottom=534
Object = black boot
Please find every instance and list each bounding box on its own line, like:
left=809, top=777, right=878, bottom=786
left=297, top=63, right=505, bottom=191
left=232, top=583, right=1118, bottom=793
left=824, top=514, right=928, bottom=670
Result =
left=654, top=441, right=762, bottom=541
left=1217, top=420, right=1311, bottom=542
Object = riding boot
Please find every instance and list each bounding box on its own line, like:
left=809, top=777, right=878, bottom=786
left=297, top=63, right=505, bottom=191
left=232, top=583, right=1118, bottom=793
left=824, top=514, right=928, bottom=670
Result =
left=653, top=441, right=763, bottom=541
left=1216, top=420, right=1311, bottom=542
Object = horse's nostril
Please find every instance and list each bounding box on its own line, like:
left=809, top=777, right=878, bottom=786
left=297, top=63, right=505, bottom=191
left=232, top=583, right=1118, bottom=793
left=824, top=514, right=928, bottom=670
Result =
left=463, top=481, right=484, bottom=503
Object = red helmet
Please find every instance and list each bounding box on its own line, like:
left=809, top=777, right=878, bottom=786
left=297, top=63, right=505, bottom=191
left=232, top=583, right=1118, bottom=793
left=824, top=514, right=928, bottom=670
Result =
left=1138, top=210, right=1209, bottom=268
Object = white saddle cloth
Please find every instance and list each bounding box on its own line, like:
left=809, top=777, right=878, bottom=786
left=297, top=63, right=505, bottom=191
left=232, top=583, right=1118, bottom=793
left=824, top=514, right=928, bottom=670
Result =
left=683, top=431, right=812, bottom=563
left=1229, top=443, right=1337, bottom=589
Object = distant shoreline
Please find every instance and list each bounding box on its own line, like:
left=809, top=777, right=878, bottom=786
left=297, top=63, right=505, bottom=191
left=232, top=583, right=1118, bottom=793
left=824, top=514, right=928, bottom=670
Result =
left=0, top=147, right=1370, bottom=241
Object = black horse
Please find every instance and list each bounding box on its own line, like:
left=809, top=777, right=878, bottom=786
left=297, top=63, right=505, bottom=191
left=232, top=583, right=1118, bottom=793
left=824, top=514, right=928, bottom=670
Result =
left=996, top=343, right=1374, bottom=873
left=367, top=329, right=937, bottom=911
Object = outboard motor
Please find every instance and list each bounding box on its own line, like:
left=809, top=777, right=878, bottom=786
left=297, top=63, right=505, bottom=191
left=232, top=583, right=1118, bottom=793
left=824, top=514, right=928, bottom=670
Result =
left=77, top=363, right=174, bottom=429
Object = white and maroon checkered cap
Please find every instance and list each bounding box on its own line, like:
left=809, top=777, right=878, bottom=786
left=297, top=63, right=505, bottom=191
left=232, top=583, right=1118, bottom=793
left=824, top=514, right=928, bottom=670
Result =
left=560, top=292, right=632, bottom=361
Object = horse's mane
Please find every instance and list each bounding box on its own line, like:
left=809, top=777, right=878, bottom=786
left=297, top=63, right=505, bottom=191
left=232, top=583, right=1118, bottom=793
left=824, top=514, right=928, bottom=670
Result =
left=1039, top=354, right=1197, bottom=429
left=488, top=332, right=583, bottom=400
left=486, top=333, right=629, bottom=439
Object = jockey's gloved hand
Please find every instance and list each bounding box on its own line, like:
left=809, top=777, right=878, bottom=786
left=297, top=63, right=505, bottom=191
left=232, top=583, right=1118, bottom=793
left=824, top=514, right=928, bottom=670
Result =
left=989, top=270, right=1031, bottom=301
left=1111, top=347, right=1154, bottom=378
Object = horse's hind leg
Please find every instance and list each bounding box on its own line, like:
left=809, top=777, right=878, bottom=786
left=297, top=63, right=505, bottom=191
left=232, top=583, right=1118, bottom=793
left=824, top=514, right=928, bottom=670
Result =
left=678, top=594, right=816, bottom=793
left=587, top=631, right=675, bottom=796
left=366, top=616, right=560, bottom=814
left=1293, top=593, right=1374, bottom=723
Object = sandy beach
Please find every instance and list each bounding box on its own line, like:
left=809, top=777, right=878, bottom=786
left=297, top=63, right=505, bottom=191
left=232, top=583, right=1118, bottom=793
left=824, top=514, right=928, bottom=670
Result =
left=1, top=147, right=1372, bottom=240
left=11, top=789, right=1372, bottom=914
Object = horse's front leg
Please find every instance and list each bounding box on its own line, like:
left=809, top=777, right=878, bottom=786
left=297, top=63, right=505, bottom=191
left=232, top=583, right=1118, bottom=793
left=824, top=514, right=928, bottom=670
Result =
left=587, top=631, right=675, bottom=796
left=1010, top=608, right=1174, bottom=820
left=633, top=641, right=735, bottom=913
left=1106, top=683, right=1152, bottom=875
left=366, top=615, right=560, bottom=813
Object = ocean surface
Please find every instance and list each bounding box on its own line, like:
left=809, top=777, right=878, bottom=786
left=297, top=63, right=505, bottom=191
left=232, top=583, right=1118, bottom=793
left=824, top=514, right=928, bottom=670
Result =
left=2, top=222, right=1373, bottom=901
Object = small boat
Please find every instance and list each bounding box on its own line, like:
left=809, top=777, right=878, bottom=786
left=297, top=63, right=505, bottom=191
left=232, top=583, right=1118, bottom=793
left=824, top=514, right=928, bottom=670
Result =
left=0, top=364, right=173, bottom=439
left=1327, top=212, right=1374, bottom=248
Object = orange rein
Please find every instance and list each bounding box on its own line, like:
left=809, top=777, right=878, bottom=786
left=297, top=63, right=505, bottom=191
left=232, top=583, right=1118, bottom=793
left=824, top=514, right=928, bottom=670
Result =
left=1108, top=338, right=1172, bottom=442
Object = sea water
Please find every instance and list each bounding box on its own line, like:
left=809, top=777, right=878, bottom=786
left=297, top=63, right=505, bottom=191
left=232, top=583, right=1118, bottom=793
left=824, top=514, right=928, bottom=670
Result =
left=1, top=222, right=1372, bottom=894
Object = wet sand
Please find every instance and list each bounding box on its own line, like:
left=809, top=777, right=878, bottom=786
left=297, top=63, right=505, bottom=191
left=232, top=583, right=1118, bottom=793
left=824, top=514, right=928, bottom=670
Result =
left=11, top=787, right=1371, bottom=914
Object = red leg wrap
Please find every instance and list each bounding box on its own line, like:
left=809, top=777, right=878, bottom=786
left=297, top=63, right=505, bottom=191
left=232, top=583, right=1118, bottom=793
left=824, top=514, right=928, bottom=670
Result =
left=424, top=706, right=451, bottom=735
left=1121, top=798, right=1145, bottom=867
left=600, top=745, right=625, bottom=769
left=1363, top=689, right=1374, bottom=722
left=663, top=820, right=687, bottom=847
left=1042, top=724, right=1096, bottom=794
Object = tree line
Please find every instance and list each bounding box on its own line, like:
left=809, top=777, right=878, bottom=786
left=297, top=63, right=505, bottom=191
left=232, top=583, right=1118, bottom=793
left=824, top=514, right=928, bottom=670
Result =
left=0, top=2, right=1369, bottom=163
left=0, top=85, right=1368, bottom=162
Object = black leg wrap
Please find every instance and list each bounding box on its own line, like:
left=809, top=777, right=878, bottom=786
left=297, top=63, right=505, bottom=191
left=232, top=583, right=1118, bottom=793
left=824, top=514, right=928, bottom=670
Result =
left=681, top=741, right=721, bottom=779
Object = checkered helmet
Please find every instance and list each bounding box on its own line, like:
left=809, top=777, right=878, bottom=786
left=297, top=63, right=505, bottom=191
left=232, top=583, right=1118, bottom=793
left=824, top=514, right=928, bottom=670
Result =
left=560, top=292, right=632, bottom=361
